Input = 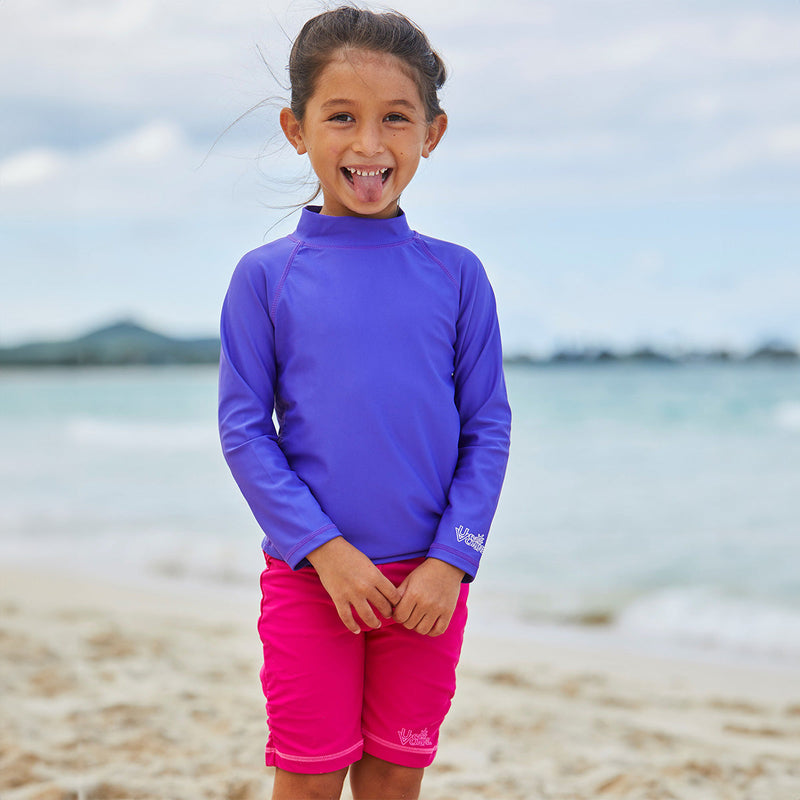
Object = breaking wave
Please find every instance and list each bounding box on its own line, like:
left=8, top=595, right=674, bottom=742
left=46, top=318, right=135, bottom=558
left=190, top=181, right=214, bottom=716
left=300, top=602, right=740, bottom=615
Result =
left=615, top=587, right=800, bottom=661
left=774, top=401, right=800, bottom=431
left=64, top=416, right=216, bottom=451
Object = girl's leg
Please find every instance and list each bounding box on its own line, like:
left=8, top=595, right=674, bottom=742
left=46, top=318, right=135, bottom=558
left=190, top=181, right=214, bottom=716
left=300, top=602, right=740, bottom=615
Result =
left=272, top=766, right=348, bottom=800
left=349, top=753, right=423, bottom=800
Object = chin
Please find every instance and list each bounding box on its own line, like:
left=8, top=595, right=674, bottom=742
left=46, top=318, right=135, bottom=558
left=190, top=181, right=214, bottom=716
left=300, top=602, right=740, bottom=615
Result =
left=344, top=200, right=399, bottom=219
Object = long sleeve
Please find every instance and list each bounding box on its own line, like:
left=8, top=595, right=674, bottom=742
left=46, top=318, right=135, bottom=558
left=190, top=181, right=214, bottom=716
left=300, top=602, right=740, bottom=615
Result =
left=218, top=249, right=342, bottom=567
left=426, top=254, right=512, bottom=581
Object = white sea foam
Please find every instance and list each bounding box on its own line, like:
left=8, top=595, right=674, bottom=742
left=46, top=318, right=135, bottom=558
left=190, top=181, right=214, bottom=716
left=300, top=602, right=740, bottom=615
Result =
left=774, top=401, right=800, bottom=431
left=615, top=587, right=800, bottom=661
left=64, top=416, right=216, bottom=451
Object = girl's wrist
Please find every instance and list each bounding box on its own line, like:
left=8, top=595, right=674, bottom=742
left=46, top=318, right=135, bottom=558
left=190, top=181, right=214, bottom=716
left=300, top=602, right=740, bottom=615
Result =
left=306, top=535, right=349, bottom=568
left=425, top=557, right=466, bottom=583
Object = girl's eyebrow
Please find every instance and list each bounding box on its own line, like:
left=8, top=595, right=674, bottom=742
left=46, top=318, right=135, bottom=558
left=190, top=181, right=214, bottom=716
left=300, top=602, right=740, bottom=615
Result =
left=320, top=98, right=355, bottom=109
left=386, top=99, right=418, bottom=110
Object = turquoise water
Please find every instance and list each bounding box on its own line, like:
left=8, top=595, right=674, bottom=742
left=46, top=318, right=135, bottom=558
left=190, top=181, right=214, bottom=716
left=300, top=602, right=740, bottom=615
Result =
left=1, top=363, right=799, bottom=660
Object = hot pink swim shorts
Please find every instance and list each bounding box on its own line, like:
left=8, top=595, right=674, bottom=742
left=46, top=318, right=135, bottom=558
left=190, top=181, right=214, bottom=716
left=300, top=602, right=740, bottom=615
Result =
left=257, top=554, right=469, bottom=774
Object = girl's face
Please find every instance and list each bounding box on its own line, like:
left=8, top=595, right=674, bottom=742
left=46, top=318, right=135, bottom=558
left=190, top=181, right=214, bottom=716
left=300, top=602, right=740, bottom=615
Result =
left=281, top=49, right=447, bottom=219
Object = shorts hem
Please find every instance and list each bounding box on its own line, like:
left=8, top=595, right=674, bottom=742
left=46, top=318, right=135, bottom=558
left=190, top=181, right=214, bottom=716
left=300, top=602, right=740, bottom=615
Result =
left=363, top=731, right=437, bottom=769
left=265, top=740, right=363, bottom=774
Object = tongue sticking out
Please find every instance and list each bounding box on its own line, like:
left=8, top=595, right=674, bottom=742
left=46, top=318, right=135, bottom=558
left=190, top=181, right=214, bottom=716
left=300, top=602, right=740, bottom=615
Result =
left=351, top=172, right=384, bottom=204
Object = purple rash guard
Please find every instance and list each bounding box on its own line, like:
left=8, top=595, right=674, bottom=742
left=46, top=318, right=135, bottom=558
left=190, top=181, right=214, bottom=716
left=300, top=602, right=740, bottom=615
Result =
left=218, top=206, right=511, bottom=581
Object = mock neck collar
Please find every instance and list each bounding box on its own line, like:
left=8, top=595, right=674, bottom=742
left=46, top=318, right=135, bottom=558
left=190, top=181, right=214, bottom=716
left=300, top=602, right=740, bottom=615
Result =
left=291, top=206, right=414, bottom=247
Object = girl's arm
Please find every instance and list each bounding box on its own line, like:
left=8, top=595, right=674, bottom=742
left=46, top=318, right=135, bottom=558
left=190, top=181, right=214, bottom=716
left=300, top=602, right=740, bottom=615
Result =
left=218, top=254, right=339, bottom=566
left=426, top=250, right=512, bottom=581
left=395, top=250, right=511, bottom=635
left=219, top=252, right=401, bottom=630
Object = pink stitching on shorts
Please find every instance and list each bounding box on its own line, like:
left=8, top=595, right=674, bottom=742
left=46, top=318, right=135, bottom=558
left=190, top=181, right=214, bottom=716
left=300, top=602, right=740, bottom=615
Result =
left=266, top=740, right=362, bottom=763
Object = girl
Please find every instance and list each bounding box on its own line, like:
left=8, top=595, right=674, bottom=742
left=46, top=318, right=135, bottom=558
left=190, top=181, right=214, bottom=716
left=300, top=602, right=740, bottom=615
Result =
left=218, top=6, right=511, bottom=799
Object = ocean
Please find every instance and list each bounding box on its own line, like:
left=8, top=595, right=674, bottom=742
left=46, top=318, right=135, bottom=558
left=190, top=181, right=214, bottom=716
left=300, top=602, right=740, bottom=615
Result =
left=1, top=362, right=799, bottom=665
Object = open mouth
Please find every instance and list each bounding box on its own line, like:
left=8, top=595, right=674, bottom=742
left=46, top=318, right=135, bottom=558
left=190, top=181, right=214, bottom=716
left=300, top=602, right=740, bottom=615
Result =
left=341, top=167, right=392, bottom=184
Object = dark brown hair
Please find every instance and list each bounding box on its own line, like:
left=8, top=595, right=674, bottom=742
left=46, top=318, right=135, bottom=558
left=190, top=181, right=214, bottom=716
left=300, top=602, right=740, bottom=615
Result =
left=288, top=5, right=447, bottom=124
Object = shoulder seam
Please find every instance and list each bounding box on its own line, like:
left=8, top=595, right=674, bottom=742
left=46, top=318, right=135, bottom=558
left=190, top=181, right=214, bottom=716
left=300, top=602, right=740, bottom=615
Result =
left=414, top=234, right=459, bottom=288
left=270, top=241, right=303, bottom=320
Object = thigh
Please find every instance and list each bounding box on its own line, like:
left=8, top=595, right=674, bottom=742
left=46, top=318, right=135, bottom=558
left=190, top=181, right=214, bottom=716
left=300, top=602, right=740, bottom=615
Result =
left=361, top=574, right=469, bottom=768
left=258, top=556, right=366, bottom=773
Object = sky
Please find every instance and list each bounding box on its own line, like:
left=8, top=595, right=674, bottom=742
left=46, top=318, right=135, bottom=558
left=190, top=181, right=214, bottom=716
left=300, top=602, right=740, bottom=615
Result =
left=1, top=0, right=799, bottom=355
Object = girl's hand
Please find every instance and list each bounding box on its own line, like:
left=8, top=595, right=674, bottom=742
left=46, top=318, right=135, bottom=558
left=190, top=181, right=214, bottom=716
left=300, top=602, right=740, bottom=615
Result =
left=307, top=537, right=402, bottom=634
left=392, top=558, right=465, bottom=637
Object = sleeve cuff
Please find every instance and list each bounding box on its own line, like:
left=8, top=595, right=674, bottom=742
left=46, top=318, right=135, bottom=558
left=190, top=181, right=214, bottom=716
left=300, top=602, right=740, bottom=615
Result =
left=283, top=524, right=341, bottom=569
left=426, top=543, right=479, bottom=583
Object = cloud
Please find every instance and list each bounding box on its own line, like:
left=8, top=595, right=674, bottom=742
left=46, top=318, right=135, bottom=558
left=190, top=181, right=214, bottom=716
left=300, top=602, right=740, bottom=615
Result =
left=52, top=0, right=158, bottom=38
left=100, top=120, right=184, bottom=162
left=431, top=2, right=800, bottom=200
left=0, top=148, right=65, bottom=187
left=0, top=120, right=223, bottom=216
left=696, top=123, right=800, bottom=175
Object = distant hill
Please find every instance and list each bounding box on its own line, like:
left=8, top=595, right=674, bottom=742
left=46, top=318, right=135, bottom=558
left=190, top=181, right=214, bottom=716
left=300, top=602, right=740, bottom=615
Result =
left=0, top=319, right=797, bottom=368
left=0, top=320, right=220, bottom=367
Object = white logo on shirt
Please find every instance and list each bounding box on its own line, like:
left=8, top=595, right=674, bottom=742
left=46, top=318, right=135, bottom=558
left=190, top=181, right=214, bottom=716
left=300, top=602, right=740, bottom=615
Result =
left=455, top=525, right=485, bottom=554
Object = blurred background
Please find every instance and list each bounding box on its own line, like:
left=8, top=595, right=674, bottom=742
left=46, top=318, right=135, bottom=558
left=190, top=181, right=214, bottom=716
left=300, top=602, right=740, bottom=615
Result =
left=1, top=0, right=799, bottom=664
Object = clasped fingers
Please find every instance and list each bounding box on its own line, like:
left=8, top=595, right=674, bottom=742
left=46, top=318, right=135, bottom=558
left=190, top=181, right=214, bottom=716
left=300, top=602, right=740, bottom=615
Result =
left=307, top=538, right=402, bottom=634
left=335, top=584, right=393, bottom=634
left=392, top=592, right=455, bottom=637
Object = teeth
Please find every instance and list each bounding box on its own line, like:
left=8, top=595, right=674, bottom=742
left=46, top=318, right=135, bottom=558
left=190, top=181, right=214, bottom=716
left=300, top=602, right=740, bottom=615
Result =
left=347, top=167, right=388, bottom=177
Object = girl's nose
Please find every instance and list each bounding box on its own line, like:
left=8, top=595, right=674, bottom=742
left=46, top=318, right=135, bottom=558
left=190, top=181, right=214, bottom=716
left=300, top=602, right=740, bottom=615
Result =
left=353, top=123, right=384, bottom=156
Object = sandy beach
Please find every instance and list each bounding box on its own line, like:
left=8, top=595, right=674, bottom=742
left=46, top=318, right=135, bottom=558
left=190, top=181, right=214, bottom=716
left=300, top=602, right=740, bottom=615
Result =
left=1, top=568, right=799, bottom=800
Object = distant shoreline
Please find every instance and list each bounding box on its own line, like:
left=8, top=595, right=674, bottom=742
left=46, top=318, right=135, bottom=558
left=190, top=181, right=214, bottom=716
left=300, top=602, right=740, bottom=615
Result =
left=503, top=343, right=800, bottom=366
left=0, top=319, right=797, bottom=367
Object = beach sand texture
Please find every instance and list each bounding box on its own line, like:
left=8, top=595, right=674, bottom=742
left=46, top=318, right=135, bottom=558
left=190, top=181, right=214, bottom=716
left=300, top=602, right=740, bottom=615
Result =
left=1, top=570, right=799, bottom=800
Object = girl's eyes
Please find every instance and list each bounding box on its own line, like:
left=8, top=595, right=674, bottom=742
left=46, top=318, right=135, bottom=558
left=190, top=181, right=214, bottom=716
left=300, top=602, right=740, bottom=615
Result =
left=326, top=113, right=410, bottom=123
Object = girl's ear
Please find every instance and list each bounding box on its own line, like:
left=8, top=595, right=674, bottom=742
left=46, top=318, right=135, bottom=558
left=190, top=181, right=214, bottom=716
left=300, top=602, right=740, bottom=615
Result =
left=422, top=113, right=448, bottom=158
left=280, top=107, right=307, bottom=155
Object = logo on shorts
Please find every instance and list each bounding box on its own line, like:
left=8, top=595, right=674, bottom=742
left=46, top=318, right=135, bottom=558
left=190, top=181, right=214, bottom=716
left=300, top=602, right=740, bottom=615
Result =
left=455, top=524, right=485, bottom=554
left=398, top=728, right=433, bottom=747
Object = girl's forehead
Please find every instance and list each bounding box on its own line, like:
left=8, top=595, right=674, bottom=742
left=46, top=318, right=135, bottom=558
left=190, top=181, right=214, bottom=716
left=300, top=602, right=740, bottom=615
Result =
left=327, top=47, right=402, bottom=69
left=312, top=48, right=423, bottom=104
